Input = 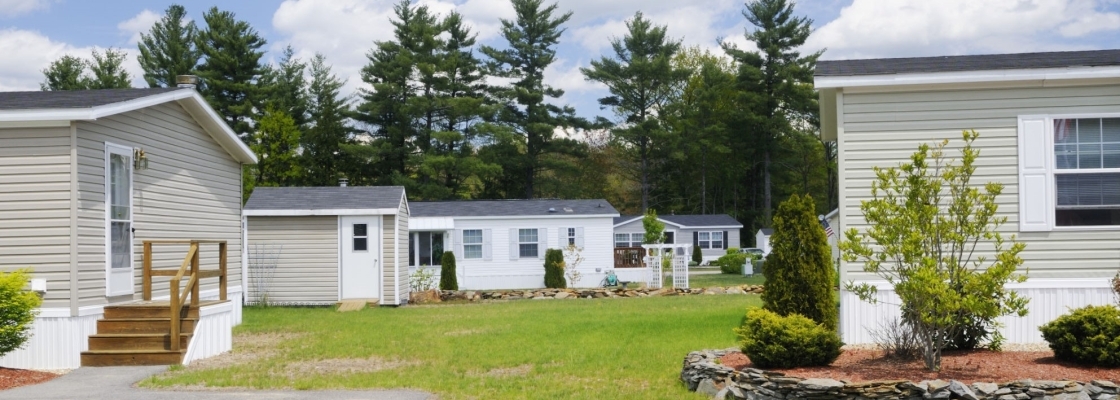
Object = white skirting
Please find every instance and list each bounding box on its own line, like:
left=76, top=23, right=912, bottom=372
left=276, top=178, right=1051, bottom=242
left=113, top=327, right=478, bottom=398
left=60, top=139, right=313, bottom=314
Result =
left=0, top=312, right=100, bottom=370
left=840, top=279, right=1115, bottom=344
left=182, top=301, right=233, bottom=365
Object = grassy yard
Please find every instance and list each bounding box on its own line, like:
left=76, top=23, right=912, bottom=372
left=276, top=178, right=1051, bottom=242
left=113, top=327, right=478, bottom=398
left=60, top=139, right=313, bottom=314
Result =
left=144, top=295, right=761, bottom=399
left=677, top=273, right=765, bottom=288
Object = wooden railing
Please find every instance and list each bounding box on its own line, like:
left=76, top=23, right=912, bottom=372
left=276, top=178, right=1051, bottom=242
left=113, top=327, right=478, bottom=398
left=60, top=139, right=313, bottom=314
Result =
left=614, top=247, right=646, bottom=269
left=141, top=240, right=227, bottom=352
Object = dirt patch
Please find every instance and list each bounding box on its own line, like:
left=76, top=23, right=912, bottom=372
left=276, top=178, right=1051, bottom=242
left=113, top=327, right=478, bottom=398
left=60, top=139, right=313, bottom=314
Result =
left=0, top=367, right=61, bottom=391
left=720, top=349, right=1120, bottom=383
left=285, top=356, right=419, bottom=376
left=471, top=364, right=532, bottom=378
left=178, top=332, right=304, bottom=371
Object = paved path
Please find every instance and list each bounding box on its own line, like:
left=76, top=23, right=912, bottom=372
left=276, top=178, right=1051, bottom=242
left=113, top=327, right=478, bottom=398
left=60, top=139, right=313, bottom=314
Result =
left=4, top=366, right=434, bottom=400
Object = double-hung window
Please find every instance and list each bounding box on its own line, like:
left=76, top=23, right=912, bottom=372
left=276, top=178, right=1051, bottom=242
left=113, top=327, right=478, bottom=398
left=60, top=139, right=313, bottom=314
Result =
left=614, top=233, right=643, bottom=248
left=1019, top=115, right=1120, bottom=231
left=566, top=228, right=577, bottom=246
left=698, top=231, right=724, bottom=249
left=518, top=229, right=538, bottom=258
left=463, top=229, right=483, bottom=259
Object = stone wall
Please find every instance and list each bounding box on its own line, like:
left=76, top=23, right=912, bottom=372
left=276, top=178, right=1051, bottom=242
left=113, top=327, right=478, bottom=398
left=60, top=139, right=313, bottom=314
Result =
left=681, top=349, right=1120, bottom=400
left=413, top=285, right=763, bottom=303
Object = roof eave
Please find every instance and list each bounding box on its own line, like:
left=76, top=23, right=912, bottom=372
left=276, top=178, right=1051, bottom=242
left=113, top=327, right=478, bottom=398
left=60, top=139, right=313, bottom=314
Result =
left=814, top=65, right=1120, bottom=90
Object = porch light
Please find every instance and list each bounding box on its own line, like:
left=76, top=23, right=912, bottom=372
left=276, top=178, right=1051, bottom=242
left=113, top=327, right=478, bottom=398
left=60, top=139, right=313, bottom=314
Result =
left=133, top=148, right=149, bottom=170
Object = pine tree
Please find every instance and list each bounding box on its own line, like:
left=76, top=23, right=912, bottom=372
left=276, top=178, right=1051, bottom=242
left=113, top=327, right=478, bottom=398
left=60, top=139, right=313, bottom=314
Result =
left=85, top=49, right=132, bottom=89
left=722, top=0, right=820, bottom=223
left=544, top=248, right=566, bottom=288
left=137, top=4, right=201, bottom=88
left=196, top=6, right=266, bottom=139
left=439, top=251, right=458, bottom=290
left=259, top=46, right=309, bottom=129
left=40, top=55, right=87, bottom=91
left=250, top=108, right=303, bottom=188
left=302, top=53, right=353, bottom=186
left=761, top=193, right=836, bottom=330
left=480, top=0, right=584, bottom=199
left=582, top=12, right=687, bottom=212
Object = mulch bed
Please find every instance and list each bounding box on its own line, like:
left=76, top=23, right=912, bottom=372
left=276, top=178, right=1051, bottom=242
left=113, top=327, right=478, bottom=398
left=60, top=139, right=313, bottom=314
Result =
left=720, top=349, right=1120, bottom=383
left=0, top=367, right=61, bottom=390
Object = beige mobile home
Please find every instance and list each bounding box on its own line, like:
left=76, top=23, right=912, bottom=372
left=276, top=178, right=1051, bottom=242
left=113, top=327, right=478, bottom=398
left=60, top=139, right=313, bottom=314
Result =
left=817, top=49, right=1120, bottom=344
left=0, top=88, right=256, bottom=369
left=243, top=186, right=410, bottom=306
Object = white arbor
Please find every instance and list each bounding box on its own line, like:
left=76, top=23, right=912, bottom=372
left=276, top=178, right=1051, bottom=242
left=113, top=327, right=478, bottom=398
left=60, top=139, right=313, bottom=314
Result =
left=641, top=244, right=692, bottom=289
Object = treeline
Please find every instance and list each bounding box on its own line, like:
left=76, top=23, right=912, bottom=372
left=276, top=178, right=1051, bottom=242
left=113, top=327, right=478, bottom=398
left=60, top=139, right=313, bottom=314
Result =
left=39, top=0, right=835, bottom=240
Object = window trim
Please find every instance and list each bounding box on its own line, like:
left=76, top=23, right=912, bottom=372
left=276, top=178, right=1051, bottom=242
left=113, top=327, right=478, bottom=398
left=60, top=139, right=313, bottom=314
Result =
left=462, top=229, right=484, bottom=260
left=1021, top=113, right=1120, bottom=232
left=518, top=228, right=539, bottom=258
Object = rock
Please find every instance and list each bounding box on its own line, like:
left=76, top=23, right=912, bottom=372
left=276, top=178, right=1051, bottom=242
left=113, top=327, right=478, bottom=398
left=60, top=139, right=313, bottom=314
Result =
left=927, top=380, right=950, bottom=393
left=1094, top=381, right=1120, bottom=390
left=1027, top=388, right=1047, bottom=397
left=554, top=292, right=570, bottom=299
left=1036, top=381, right=1072, bottom=390
left=1068, top=385, right=1086, bottom=393
left=714, top=386, right=730, bottom=400
left=798, top=378, right=845, bottom=391
left=532, top=296, right=550, bottom=300
left=949, top=380, right=979, bottom=400
left=698, top=379, right=721, bottom=397
left=1015, top=394, right=1030, bottom=400
left=1097, top=394, right=1119, bottom=400
left=902, top=381, right=928, bottom=393
left=1087, top=386, right=1106, bottom=396
left=1053, top=392, right=1092, bottom=400
left=995, top=388, right=1014, bottom=396
left=999, top=395, right=1017, bottom=400
left=726, top=287, right=745, bottom=294
left=974, top=383, right=1000, bottom=396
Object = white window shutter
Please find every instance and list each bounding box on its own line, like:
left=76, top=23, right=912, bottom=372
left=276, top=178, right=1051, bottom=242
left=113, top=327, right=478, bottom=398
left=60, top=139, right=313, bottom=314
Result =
left=509, top=228, right=518, bottom=260
left=1018, top=115, right=1053, bottom=232
left=482, top=229, right=492, bottom=261
left=576, top=227, right=584, bottom=247
left=538, top=228, right=547, bottom=259
left=558, top=227, right=567, bottom=248
left=452, top=230, right=461, bottom=259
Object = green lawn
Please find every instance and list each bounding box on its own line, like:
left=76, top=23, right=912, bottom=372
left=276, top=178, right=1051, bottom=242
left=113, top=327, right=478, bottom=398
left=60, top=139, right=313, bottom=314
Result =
left=677, top=273, right=765, bottom=288
left=144, top=295, right=761, bottom=399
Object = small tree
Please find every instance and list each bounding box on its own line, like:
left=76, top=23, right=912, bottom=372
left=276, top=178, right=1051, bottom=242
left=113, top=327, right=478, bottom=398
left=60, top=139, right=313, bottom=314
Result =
left=692, top=244, right=702, bottom=264
left=561, top=244, right=584, bottom=286
left=439, top=251, right=458, bottom=291
left=762, top=194, right=837, bottom=330
left=0, top=269, right=42, bottom=357
left=642, top=209, right=665, bottom=245
left=544, top=249, right=566, bottom=288
left=840, top=130, right=1029, bottom=372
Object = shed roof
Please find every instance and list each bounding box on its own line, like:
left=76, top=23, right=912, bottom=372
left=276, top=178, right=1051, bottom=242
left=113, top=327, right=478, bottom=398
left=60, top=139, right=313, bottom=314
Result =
left=613, top=214, right=742, bottom=228
left=244, top=186, right=405, bottom=213
left=411, top=199, right=617, bottom=218
left=816, top=49, right=1120, bottom=77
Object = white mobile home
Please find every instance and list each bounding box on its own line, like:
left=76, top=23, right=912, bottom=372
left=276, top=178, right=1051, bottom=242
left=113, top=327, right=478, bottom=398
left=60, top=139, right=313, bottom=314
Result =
left=818, top=49, right=1120, bottom=344
left=0, top=88, right=255, bottom=369
left=243, top=186, right=410, bottom=306
left=408, top=199, right=619, bottom=290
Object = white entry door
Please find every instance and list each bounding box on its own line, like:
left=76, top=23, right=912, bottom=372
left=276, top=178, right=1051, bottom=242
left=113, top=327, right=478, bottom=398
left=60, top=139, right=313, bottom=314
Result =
left=106, top=144, right=134, bottom=296
left=340, top=216, right=380, bottom=300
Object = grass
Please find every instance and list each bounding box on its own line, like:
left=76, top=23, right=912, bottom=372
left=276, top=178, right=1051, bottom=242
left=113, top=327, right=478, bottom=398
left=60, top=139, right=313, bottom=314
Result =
left=143, top=295, right=761, bottom=399
left=675, top=273, right=766, bottom=288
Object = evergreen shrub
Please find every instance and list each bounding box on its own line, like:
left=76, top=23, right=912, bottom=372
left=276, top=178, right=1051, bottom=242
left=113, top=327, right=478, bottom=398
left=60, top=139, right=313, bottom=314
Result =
left=439, top=251, right=458, bottom=291
left=1039, top=305, right=1120, bottom=367
left=762, top=194, right=837, bottom=330
left=735, top=308, right=843, bottom=368
left=544, top=249, right=566, bottom=288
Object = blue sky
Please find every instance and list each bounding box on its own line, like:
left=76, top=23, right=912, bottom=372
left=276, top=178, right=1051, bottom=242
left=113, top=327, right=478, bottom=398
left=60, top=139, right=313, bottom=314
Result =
left=2, top=0, right=1120, bottom=119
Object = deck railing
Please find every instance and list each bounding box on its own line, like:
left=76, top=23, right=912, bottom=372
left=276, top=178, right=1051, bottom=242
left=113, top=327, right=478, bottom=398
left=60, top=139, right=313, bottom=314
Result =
left=141, top=240, right=227, bottom=351
left=613, top=247, right=646, bottom=269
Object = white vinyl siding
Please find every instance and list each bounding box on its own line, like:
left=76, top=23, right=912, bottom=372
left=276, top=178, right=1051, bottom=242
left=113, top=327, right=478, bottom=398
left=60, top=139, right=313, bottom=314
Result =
left=247, top=216, right=338, bottom=304
left=838, top=84, right=1120, bottom=281
left=0, top=126, right=73, bottom=309
left=455, top=218, right=614, bottom=290
left=76, top=102, right=243, bottom=307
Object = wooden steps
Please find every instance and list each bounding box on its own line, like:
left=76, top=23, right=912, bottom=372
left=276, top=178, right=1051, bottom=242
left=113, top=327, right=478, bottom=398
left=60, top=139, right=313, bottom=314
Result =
left=80, top=301, right=223, bottom=366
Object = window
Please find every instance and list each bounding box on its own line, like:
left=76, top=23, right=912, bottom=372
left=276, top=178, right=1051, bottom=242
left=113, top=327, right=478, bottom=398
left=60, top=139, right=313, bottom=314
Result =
left=663, top=231, right=675, bottom=244
left=463, top=230, right=483, bottom=259
left=518, top=228, right=538, bottom=258
left=410, top=232, right=444, bottom=266
left=353, top=224, right=368, bottom=251
left=1054, top=118, right=1120, bottom=226
left=698, top=231, right=723, bottom=249
left=614, top=233, right=643, bottom=248
left=567, top=228, right=576, bottom=246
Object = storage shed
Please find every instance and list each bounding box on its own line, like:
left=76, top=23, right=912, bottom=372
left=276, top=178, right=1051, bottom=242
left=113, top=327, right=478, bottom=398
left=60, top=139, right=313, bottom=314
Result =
left=243, top=186, right=409, bottom=306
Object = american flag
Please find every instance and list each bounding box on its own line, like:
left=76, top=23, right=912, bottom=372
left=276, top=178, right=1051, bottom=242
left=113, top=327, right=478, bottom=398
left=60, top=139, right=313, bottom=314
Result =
left=820, top=218, right=834, bottom=237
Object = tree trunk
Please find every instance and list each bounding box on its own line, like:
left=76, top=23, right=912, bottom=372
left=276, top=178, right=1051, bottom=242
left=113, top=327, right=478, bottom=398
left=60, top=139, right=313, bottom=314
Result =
left=701, top=144, right=707, bottom=214
left=641, top=137, right=649, bottom=212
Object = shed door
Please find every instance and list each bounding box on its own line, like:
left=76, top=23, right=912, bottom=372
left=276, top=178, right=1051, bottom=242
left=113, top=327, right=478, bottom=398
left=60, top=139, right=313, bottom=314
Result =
left=341, top=216, right=380, bottom=300
left=106, top=144, right=134, bottom=297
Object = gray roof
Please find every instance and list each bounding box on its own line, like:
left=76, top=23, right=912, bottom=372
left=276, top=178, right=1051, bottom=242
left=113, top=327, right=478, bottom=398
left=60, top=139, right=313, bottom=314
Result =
left=816, top=49, right=1120, bottom=77
left=244, top=186, right=405, bottom=211
left=411, top=199, right=617, bottom=217
left=758, top=228, right=773, bottom=235
left=614, top=214, right=742, bottom=228
left=0, top=88, right=185, bottom=110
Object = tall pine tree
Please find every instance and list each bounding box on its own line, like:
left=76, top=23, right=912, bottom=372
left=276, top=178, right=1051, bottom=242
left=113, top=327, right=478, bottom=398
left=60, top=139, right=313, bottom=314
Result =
left=85, top=49, right=132, bottom=89
left=196, top=6, right=266, bottom=139
left=40, top=55, right=87, bottom=91
left=302, top=53, right=353, bottom=186
left=137, top=4, right=200, bottom=88
left=259, top=46, right=309, bottom=129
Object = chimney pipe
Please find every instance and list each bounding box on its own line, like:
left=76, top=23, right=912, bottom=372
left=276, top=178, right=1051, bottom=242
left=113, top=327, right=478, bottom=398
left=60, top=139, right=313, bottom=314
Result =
left=175, top=75, right=199, bottom=89
left=339, top=178, right=348, bottom=187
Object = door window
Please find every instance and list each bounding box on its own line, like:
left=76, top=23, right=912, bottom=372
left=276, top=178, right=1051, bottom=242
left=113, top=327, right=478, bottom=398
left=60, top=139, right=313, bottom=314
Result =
left=353, top=223, right=368, bottom=251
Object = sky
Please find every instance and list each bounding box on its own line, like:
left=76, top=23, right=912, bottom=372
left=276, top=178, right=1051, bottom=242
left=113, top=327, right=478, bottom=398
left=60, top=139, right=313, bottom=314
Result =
left=2, top=0, right=1120, bottom=119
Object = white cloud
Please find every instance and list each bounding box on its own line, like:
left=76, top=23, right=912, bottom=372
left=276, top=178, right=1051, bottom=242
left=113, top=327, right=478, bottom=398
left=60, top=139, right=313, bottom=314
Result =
left=806, top=0, right=1120, bottom=59
left=0, top=28, right=145, bottom=91
left=0, top=0, right=49, bottom=18
left=117, top=9, right=160, bottom=45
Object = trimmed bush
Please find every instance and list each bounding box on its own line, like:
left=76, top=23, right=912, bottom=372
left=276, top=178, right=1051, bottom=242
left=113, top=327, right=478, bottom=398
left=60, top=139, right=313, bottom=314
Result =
left=763, top=194, right=837, bottom=330
left=0, top=269, right=41, bottom=357
left=1039, top=305, right=1120, bottom=367
left=716, top=251, right=747, bottom=275
left=692, top=245, right=702, bottom=264
left=439, top=251, right=458, bottom=291
left=544, top=249, right=566, bottom=289
left=735, top=308, right=843, bottom=369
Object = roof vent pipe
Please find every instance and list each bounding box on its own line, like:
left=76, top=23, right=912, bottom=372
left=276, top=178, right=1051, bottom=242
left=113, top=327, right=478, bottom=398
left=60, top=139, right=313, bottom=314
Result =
left=339, top=178, right=348, bottom=187
left=548, top=207, right=556, bottom=213
left=176, top=75, right=199, bottom=89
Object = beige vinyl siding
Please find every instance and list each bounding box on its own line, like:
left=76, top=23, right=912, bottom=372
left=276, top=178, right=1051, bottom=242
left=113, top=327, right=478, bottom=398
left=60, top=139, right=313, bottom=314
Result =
left=247, top=216, right=338, bottom=304
left=839, top=84, right=1120, bottom=281
left=396, top=200, right=409, bottom=303
left=76, top=102, right=243, bottom=307
left=381, top=214, right=395, bottom=304
left=0, top=126, right=73, bottom=309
